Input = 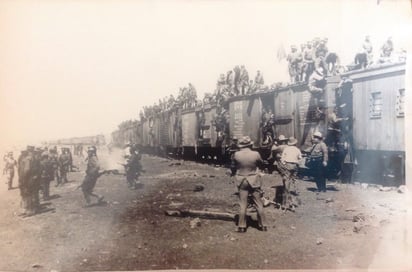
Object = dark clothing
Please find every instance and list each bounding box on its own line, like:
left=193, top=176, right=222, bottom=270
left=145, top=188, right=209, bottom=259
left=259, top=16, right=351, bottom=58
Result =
left=59, top=153, right=70, bottom=184
left=307, top=141, right=328, bottom=192
left=82, top=155, right=100, bottom=193
left=39, top=158, right=53, bottom=200
left=81, top=155, right=103, bottom=204
left=125, top=152, right=142, bottom=189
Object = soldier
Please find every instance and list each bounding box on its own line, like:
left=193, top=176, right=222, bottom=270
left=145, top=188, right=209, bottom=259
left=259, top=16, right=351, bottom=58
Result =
left=308, top=67, right=327, bottom=110
left=125, top=144, right=142, bottom=189
left=227, top=136, right=239, bottom=175
left=216, top=73, right=226, bottom=95
left=233, top=65, right=241, bottom=95
left=58, top=148, right=71, bottom=185
left=315, top=39, right=328, bottom=74
left=326, top=106, right=349, bottom=151
left=363, top=35, right=373, bottom=66
left=18, top=147, right=33, bottom=215
left=31, top=147, right=43, bottom=212
left=306, top=132, right=328, bottom=193
left=239, top=65, right=249, bottom=95
left=81, top=146, right=104, bottom=205
left=278, top=137, right=302, bottom=211
left=254, top=70, right=264, bottom=90
left=302, top=42, right=315, bottom=81
left=381, top=37, right=394, bottom=58
left=269, top=135, right=288, bottom=167
left=287, top=45, right=303, bottom=83
left=39, top=151, right=53, bottom=200
left=231, top=136, right=267, bottom=232
left=5, top=152, right=17, bottom=190
left=49, top=148, right=61, bottom=186
left=226, top=70, right=235, bottom=93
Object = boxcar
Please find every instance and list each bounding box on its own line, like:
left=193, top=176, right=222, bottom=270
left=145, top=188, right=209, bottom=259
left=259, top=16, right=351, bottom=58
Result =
left=343, top=62, right=405, bottom=185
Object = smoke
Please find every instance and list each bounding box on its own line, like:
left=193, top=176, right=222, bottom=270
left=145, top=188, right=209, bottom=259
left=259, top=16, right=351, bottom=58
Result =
left=98, top=147, right=126, bottom=172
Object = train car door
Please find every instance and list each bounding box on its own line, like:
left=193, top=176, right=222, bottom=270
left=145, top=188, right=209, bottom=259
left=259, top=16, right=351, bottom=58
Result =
left=273, top=87, right=295, bottom=139
left=229, top=96, right=262, bottom=148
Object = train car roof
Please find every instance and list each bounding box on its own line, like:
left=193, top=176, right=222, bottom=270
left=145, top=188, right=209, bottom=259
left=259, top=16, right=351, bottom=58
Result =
left=342, top=62, right=406, bottom=81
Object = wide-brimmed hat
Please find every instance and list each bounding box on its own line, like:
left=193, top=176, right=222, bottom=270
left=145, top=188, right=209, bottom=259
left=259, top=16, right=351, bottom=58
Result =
left=277, top=135, right=287, bottom=141
left=87, top=146, right=96, bottom=152
left=238, top=136, right=253, bottom=148
left=288, top=137, right=298, bottom=146
left=313, top=131, right=323, bottom=139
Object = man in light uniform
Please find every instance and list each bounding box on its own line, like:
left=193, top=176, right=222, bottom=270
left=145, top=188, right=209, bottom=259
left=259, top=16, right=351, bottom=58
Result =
left=5, top=152, right=17, bottom=190
left=231, top=136, right=267, bottom=233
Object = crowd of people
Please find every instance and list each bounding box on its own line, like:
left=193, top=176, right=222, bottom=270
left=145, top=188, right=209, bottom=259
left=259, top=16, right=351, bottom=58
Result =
left=2, top=146, right=70, bottom=215
left=2, top=143, right=144, bottom=216
left=286, top=36, right=406, bottom=84
left=116, top=35, right=406, bottom=133
left=230, top=131, right=328, bottom=232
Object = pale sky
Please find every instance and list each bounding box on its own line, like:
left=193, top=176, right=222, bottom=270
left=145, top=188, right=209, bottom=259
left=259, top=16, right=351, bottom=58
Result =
left=0, top=0, right=411, bottom=149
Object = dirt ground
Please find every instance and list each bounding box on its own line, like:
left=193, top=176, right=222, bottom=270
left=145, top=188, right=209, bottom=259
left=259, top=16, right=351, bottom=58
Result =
left=0, top=152, right=411, bottom=271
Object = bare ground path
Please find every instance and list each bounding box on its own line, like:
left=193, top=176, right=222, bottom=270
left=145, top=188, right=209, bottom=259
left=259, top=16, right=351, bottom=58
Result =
left=0, top=153, right=410, bottom=271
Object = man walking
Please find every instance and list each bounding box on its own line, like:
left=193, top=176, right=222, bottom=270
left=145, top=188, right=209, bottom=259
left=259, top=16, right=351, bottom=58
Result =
left=231, top=136, right=267, bottom=233
left=81, top=146, right=104, bottom=206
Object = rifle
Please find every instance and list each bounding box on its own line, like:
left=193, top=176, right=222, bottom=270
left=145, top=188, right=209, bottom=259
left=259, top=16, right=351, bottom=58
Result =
left=74, top=169, right=123, bottom=190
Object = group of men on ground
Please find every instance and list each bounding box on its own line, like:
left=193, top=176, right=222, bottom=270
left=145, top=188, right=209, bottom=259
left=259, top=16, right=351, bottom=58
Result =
left=230, top=132, right=328, bottom=233
left=4, top=146, right=75, bottom=215
left=2, top=143, right=143, bottom=216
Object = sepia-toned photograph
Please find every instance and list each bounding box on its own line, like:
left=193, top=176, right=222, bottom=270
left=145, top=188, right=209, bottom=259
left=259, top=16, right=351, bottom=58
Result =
left=0, top=0, right=411, bottom=271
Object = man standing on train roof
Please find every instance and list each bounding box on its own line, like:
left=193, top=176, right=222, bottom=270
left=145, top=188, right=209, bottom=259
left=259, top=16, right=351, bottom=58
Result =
left=362, top=35, right=373, bottom=67
left=81, top=146, right=105, bottom=206
left=4, top=152, right=17, bottom=190
left=226, top=70, right=234, bottom=93
left=379, top=36, right=394, bottom=63
left=239, top=65, right=249, bottom=95
left=254, top=70, right=264, bottom=90
left=302, top=41, right=315, bottom=81
left=315, top=39, right=328, bottom=75
left=287, top=45, right=303, bottom=83
left=231, top=136, right=267, bottom=233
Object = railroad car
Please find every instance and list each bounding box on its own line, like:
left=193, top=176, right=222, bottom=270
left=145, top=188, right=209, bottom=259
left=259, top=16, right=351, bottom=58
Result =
left=341, top=62, right=405, bottom=185
left=111, top=62, right=406, bottom=185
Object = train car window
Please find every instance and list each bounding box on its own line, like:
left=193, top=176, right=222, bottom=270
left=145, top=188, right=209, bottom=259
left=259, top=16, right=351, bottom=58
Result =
left=396, top=89, right=405, bottom=118
left=369, top=91, right=382, bottom=119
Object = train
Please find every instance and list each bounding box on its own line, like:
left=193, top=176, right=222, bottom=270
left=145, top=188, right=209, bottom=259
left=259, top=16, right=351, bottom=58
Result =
left=111, top=62, right=406, bottom=186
